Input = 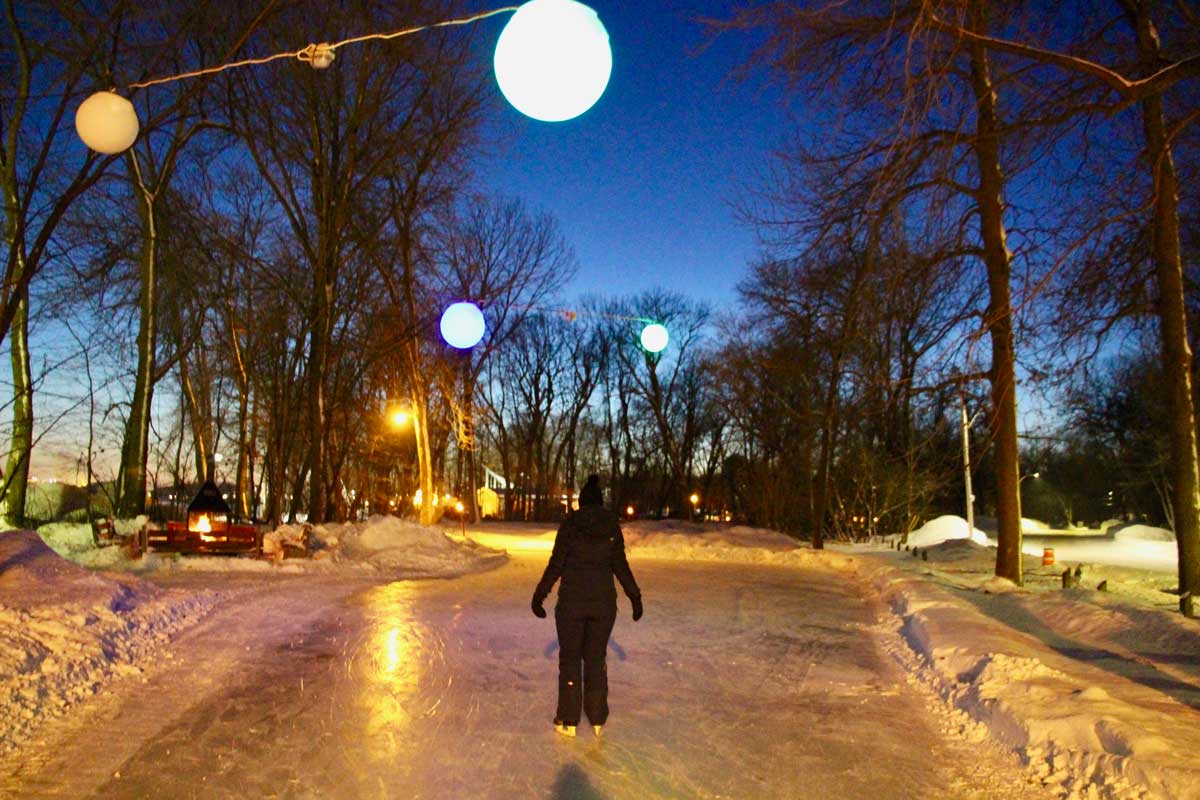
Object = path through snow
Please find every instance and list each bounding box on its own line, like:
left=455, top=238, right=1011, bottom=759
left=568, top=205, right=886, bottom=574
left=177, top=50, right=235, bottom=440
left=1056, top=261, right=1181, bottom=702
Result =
left=1, top=551, right=1043, bottom=799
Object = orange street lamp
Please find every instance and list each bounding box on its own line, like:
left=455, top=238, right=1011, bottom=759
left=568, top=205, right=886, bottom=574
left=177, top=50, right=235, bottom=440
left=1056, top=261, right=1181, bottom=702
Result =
left=689, top=492, right=699, bottom=521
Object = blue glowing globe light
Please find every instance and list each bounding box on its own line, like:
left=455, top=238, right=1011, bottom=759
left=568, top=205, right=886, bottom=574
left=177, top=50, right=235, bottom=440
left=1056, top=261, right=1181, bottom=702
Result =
left=494, top=0, right=612, bottom=123
left=440, top=302, right=486, bottom=349
left=640, top=323, right=669, bottom=353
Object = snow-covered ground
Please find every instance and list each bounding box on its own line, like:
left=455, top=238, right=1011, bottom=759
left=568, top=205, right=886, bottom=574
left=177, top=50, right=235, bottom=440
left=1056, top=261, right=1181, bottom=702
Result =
left=35, top=514, right=507, bottom=579
left=2, top=514, right=1199, bottom=798
left=856, top=517, right=1200, bottom=799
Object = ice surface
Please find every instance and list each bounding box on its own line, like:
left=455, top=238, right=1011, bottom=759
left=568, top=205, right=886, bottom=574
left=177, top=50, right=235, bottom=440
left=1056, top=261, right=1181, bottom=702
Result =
left=0, top=549, right=1046, bottom=799
left=4, top=517, right=1200, bottom=799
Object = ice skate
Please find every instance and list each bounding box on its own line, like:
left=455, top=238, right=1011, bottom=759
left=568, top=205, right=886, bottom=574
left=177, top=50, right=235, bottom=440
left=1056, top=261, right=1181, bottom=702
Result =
left=555, top=722, right=576, bottom=738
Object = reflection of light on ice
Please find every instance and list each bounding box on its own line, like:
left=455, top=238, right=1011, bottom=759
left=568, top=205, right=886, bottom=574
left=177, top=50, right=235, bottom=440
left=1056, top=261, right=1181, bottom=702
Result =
left=460, top=530, right=556, bottom=553
left=384, top=627, right=402, bottom=674
left=361, top=583, right=421, bottom=762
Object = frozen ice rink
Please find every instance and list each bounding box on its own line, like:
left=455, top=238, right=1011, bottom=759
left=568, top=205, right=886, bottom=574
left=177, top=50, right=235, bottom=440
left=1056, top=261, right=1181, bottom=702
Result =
left=3, top=549, right=1046, bottom=799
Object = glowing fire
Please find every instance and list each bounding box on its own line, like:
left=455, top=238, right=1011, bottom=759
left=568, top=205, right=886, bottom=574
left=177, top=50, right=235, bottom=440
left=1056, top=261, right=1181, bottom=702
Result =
left=195, top=513, right=212, bottom=533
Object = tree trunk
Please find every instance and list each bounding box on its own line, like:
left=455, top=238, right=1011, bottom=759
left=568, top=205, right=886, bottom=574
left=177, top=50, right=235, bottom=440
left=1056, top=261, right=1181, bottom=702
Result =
left=305, top=278, right=330, bottom=523
left=413, top=389, right=437, bottom=526
left=1132, top=9, right=1200, bottom=617
left=236, top=389, right=251, bottom=518
left=179, top=356, right=209, bottom=482
left=2, top=295, right=32, bottom=524
left=117, top=162, right=157, bottom=518
left=810, top=377, right=839, bottom=550
left=967, top=8, right=1023, bottom=585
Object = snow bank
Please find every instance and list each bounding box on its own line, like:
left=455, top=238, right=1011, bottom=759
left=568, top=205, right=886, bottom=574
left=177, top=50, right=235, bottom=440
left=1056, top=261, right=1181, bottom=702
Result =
left=621, top=521, right=857, bottom=569
left=905, top=515, right=990, bottom=548
left=328, top=515, right=507, bottom=578
left=0, top=530, right=218, bottom=754
left=921, top=537, right=992, bottom=563
left=36, top=515, right=507, bottom=580
left=848, top=549, right=1200, bottom=799
left=1021, top=517, right=1052, bottom=533
left=38, top=516, right=149, bottom=571
left=1111, top=524, right=1175, bottom=543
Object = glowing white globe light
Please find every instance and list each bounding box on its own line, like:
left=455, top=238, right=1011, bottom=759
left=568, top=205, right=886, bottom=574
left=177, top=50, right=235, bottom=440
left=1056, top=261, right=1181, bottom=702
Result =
left=75, top=92, right=140, bottom=154
left=440, top=302, right=486, bottom=349
left=640, top=323, right=669, bottom=353
left=494, top=0, right=612, bottom=123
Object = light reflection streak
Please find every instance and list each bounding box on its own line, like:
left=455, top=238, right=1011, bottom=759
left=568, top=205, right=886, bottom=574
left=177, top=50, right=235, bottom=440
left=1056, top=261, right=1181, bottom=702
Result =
left=359, top=582, right=422, bottom=763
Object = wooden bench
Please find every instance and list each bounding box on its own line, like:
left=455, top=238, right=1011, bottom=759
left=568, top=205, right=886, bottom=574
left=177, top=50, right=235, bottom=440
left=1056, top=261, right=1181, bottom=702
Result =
left=91, top=517, right=120, bottom=546
left=91, top=517, right=147, bottom=557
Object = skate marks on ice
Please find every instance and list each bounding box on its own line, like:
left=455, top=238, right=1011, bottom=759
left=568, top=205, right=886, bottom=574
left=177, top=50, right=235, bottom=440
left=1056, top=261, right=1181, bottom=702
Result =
left=0, top=557, right=1049, bottom=799
left=561, top=560, right=1048, bottom=800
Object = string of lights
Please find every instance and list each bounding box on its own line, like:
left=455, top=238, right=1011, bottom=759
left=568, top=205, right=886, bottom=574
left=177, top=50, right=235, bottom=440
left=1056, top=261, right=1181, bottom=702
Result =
left=75, top=0, right=613, bottom=153
left=123, top=6, right=522, bottom=90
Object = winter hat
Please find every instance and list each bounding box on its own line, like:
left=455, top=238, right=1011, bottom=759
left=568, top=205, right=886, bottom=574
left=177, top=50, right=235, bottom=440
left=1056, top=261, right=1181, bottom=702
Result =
left=579, top=474, right=603, bottom=507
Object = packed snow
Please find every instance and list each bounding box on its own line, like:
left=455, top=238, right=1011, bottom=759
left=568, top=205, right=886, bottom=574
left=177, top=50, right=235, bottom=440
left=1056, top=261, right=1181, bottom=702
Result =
left=36, top=514, right=507, bottom=579
left=905, top=514, right=992, bottom=548
left=856, top=532, right=1200, bottom=799
left=2, top=513, right=1199, bottom=798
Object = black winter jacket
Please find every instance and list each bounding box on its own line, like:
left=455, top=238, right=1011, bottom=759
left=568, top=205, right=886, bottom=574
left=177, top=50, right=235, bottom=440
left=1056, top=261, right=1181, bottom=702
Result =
left=534, top=506, right=640, bottom=613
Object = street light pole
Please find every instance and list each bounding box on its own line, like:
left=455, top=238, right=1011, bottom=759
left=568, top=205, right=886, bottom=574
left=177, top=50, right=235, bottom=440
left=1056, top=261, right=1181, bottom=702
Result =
left=961, top=400, right=974, bottom=536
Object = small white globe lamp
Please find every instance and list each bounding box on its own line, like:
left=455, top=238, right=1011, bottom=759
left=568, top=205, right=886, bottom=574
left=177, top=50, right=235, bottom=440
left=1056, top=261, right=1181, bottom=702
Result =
left=494, top=0, right=612, bottom=122
left=640, top=323, right=669, bottom=354
left=75, top=92, right=140, bottom=154
left=440, top=302, right=486, bottom=349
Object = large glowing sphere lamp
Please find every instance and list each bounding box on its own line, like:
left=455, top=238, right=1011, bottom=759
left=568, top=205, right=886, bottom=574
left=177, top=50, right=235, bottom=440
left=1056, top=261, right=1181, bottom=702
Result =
left=494, top=0, right=612, bottom=122
left=640, top=323, right=669, bottom=354
left=75, top=92, right=140, bottom=154
left=440, top=302, right=486, bottom=349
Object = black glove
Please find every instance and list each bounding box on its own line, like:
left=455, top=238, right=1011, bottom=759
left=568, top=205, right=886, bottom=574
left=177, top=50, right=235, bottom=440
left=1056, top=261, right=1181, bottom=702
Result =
left=531, top=596, right=547, bottom=618
left=631, top=595, right=643, bottom=622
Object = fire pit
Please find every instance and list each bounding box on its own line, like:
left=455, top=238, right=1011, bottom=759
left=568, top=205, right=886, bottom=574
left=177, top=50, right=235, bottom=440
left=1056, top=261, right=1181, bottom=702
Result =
left=146, top=480, right=261, bottom=555
left=188, top=480, right=231, bottom=540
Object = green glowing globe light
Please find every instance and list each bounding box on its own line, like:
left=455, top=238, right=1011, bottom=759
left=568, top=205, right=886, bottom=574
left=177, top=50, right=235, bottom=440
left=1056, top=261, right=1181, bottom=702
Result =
left=493, top=0, right=612, bottom=123
left=640, top=323, right=669, bottom=354
left=440, top=302, right=486, bottom=349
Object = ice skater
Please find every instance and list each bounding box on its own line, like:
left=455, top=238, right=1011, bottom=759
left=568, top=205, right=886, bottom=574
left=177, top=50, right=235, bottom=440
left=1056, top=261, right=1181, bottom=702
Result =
left=531, top=474, right=642, bottom=738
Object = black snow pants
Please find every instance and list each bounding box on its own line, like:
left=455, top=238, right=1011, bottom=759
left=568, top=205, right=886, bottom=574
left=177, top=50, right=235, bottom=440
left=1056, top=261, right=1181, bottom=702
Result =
left=554, top=605, right=617, bottom=726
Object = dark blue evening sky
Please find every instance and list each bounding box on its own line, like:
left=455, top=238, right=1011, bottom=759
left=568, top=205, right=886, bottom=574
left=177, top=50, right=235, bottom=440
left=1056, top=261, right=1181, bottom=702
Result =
left=471, top=2, right=791, bottom=309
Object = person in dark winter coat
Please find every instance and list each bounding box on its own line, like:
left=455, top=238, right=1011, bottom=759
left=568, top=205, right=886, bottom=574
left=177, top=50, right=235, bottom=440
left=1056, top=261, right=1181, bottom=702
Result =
left=531, top=474, right=642, bottom=738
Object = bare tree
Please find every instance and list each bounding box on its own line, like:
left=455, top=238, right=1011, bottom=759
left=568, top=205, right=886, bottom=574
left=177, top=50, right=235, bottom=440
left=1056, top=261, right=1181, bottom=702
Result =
left=1, top=1, right=141, bottom=522
left=919, top=0, right=1200, bottom=612
left=435, top=194, right=576, bottom=521
left=230, top=0, right=486, bottom=523
left=723, top=0, right=1071, bottom=579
